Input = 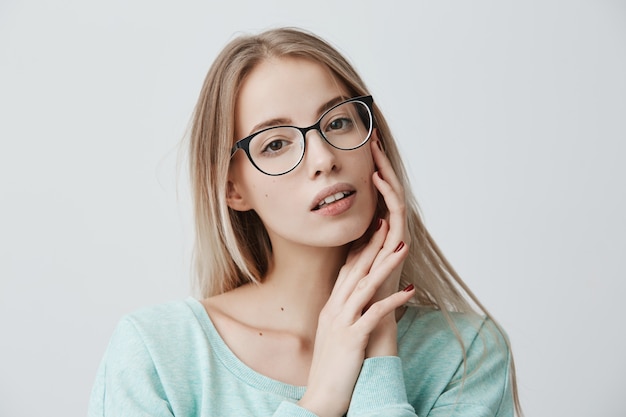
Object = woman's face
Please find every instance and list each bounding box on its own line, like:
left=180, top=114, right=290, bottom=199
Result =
left=228, top=57, right=378, bottom=250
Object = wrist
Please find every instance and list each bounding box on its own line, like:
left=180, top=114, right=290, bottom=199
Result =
left=365, top=314, right=398, bottom=358
left=298, top=385, right=349, bottom=417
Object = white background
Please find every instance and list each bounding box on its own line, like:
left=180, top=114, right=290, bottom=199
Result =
left=1, top=1, right=625, bottom=416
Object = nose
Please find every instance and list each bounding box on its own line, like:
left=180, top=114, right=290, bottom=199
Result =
left=304, top=129, right=339, bottom=178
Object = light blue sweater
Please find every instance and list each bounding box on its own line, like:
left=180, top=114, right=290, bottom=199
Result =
left=89, top=298, right=513, bottom=416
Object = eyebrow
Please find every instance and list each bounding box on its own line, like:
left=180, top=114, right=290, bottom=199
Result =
left=248, top=95, right=347, bottom=135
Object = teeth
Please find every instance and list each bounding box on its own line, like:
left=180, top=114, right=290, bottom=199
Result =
left=317, top=191, right=350, bottom=208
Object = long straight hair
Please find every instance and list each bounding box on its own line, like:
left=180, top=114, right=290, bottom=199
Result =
left=188, top=27, right=521, bottom=415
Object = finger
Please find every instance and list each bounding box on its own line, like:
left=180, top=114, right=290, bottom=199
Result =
left=341, top=243, right=409, bottom=317
left=372, top=171, right=406, bottom=224
left=370, top=144, right=405, bottom=224
left=371, top=172, right=408, bottom=268
left=331, top=219, right=389, bottom=301
left=370, top=137, right=407, bottom=236
left=344, top=218, right=386, bottom=267
left=372, top=171, right=405, bottom=212
left=355, top=286, right=415, bottom=334
left=370, top=135, right=404, bottom=194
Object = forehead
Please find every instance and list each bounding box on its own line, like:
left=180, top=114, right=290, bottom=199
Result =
left=235, top=57, right=350, bottom=138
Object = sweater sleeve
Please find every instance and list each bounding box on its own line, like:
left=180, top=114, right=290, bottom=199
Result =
left=347, top=356, right=417, bottom=417
left=273, top=401, right=321, bottom=417
left=88, top=317, right=175, bottom=417
left=426, top=320, right=514, bottom=417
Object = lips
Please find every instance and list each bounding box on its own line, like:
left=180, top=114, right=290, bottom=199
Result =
left=310, top=183, right=356, bottom=211
left=313, top=191, right=354, bottom=210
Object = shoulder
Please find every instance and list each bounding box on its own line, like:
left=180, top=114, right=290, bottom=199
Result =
left=118, top=298, right=197, bottom=332
left=122, top=298, right=199, bottom=328
left=90, top=299, right=214, bottom=416
left=398, top=307, right=510, bottom=377
left=102, top=298, right=209, bottom=366
left=399, top=307, right=513, bottom=416
left=399, top=306, right=508, bottom=355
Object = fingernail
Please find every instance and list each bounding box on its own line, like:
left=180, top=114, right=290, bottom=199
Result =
left=394, top=241, right=405, bottom=253
left=375, top=218, right=383, bottom=230
left=403, top=283, right=414, bottom=292
left=377, top=171, right=383, bottom=180
left=376, top=140, right=383, bottom=151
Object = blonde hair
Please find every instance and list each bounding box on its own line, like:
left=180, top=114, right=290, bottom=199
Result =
left=188, top=27, right=521, bottom=415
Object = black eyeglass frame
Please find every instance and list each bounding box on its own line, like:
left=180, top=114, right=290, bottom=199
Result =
left=230, top=95, right=375, bottom=176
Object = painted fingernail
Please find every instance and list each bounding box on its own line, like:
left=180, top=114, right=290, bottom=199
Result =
left=394, top=241, right=405, bottom=253
left=375, top=218, right=383, bottom=230
left=403, top=283, right=414, bottom=292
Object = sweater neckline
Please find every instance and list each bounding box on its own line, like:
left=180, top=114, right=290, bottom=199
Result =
left=184, top=296, right=417, bottom=400
left=185, top=297, right=307, bottom=399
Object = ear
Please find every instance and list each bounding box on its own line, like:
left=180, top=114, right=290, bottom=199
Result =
left=226, top=180, right=252, bottom=212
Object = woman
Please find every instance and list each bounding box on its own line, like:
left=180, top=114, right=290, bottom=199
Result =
left=89, top=28, right=521, bottom=417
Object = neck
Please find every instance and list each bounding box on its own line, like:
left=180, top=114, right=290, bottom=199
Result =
left=252, top=240, right=349, bottom=338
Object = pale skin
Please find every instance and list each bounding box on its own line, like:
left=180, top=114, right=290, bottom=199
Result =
left=203, top=57, right=414, bottom=417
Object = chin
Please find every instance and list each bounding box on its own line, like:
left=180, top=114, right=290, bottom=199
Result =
left=339, top=217, right=376, bottom=249
left=347, top=199, right=381, bottom=248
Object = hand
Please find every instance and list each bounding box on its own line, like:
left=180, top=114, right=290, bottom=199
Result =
left=298, top=193, right=414, bottom=417
left=365, top=132, right=411, bottom=357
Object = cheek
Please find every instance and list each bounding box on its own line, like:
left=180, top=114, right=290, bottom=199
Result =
left=354, top=149, right=376, bottom=184
left=230, top=158, right=281, bottom=213
left=246, top=182, right=274, bottom=206
left=247, top=179, right=299, bottom=215
left=357, top=145, right=376, bottom=169
left=363, top=165, right=380, bottom=216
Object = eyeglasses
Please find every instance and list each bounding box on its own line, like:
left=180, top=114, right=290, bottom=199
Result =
left=230, top=95, right=374, bottom=176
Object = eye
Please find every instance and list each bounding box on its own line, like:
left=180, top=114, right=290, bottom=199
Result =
left=250, top=127, right=302, bottom=160
left=326, top=117, right=354, bottom=132
left=263, top=139, right=287, bottom=153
